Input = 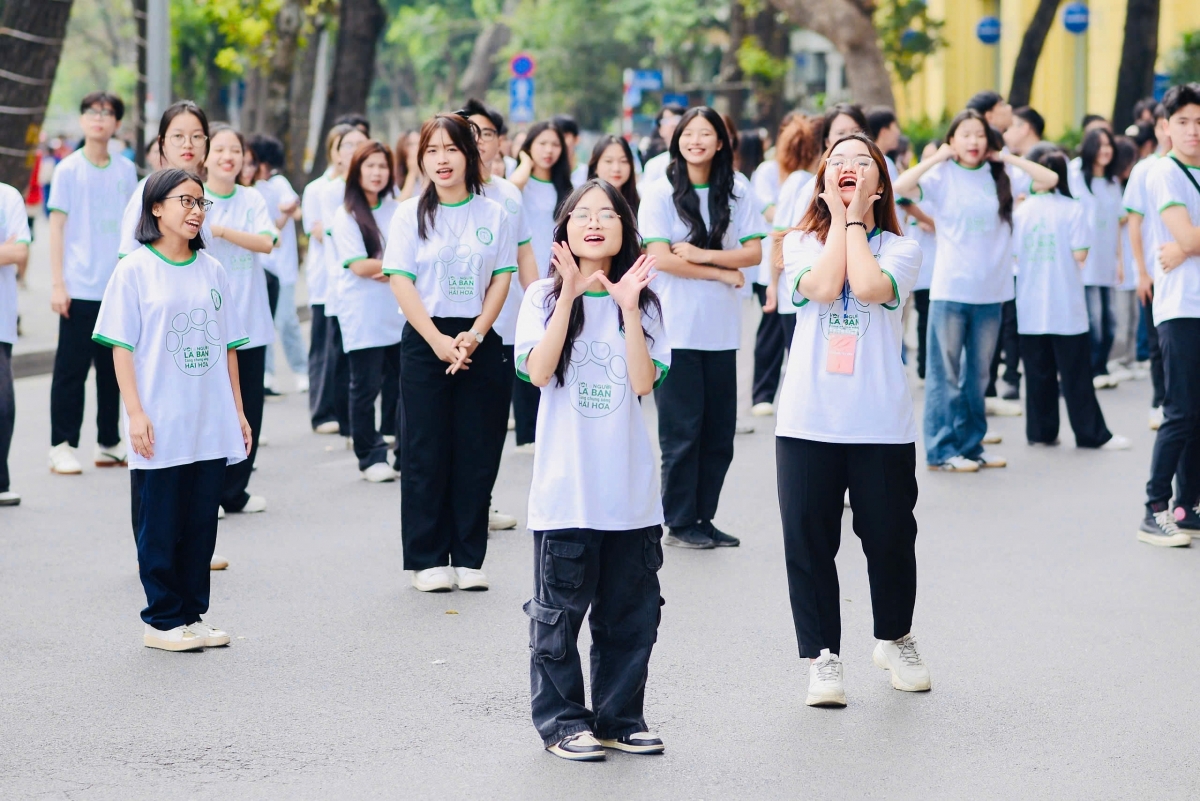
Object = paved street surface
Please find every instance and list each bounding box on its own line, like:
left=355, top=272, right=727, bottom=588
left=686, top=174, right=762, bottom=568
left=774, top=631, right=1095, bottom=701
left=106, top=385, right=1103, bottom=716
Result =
left=1, top=304, right=1198, bottom=800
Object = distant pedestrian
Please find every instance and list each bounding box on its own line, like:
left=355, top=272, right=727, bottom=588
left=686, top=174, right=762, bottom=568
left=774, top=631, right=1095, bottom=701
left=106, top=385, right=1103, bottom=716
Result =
left=0, top=181, right=31, bottom=507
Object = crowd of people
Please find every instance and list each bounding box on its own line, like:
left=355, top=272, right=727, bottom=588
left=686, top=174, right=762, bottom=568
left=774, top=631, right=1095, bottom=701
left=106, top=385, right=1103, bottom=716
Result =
left=1, top=77, right=1199, bottom=761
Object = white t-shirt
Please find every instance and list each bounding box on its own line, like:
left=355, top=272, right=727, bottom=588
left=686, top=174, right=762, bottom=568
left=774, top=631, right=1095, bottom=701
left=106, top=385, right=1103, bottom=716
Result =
left=204, top=184, right=277, bottom=349
left=637, top=176, right=768, bottom=350
left=1013, top=192, right=1091, bottom=335
left=381, top=194, right=517, bottom=319
left=751, top=161, right=783, bottom=285
left=46, top=150, right=138, bottom=300
left=777, top=229, right=921, bottom=443
left=320, top=177, right=348, bottom=316
left=1068, top=166, right=1123, bottom=287
left=118, top=176, right=148, bottom=259
left=642, top=151, right=670, bottom=184
left=92, top=246, right=249, bottom=470
left=522, top=177, right=561, bottom=278
left=570, top=162, right=588, bottom=188
left=916, top=161, right=1014, bottom=304
left=1122, top=154, right=1161, bottom=274
left=302, top=173, right=333, bottom=305
left=256, top=174, right=300, bottom=285
left=0, top=184, right=31, bottom=344
left=1119, top=219, right=1137, bottom=291
left=775, top=169, right=815, bottom=232
left=330, top=200, right=406, bottom=352
left=907, top=215, right=936, bottom=291
left=1145, top=154, right=1200, bottom=323
left=483, top=176, right=535, bottom=345
left=514, top=279, right=671, bottom=531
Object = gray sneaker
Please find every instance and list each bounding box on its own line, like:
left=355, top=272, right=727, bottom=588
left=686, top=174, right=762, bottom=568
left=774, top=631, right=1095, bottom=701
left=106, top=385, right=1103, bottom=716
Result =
left=664, top=526, right=716, bottom=549
left=1138, top=507, right=1191, bottom=547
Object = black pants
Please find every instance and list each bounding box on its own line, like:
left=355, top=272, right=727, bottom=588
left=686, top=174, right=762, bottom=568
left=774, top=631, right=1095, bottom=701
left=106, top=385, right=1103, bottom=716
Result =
left=347, top=344, right=401, bottom=471
left=912, top=289, right=930, bottom=379
left=525, top=526, right=663, bottom=746
left=494, top=346, right=520, bottom=504
left=1146, top=318, right=1200, bottom=509
left=309, top=310, right=350, bottom=432
left=776, top=437, right=918, bottom=658
left=131, top=460, right=225, bottom=629
left=308, top=305, right=335, bottom=427
left=265, top=270, right=280, bottom=318
left=751, top=283, right=797, bottom=405
left=50, top=299, right=121, bottom=449
left=1020, top=333, right=1112, bottom=448
left=400, top=319, right=508, bottom=571
left=654, top=349, right=737, bottom=530
left=0, top=343, right=12, bottom=492
left=221, top=346, right=264, bottom=511
left=1145, top=299, right=1166, bottom=408
left=512, top=365, right=540, bottom=446
left=986, top=294, right=1020, bottom=396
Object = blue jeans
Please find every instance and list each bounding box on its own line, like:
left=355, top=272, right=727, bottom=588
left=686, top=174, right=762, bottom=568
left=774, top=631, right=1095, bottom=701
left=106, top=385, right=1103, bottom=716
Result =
left=265, top=282, right=308, bottom=378
left=1084, top=286, right=1114, bottom=377
left=924, top=301, right=1002, bottom=465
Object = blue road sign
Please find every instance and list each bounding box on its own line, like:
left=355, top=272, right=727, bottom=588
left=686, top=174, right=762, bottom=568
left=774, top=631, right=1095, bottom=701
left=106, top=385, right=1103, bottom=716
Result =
left=510, top=77, right=534, bottom=124
left=1154, top=73, right=1171, bottom=101
left=631, top=70, right=663, bottom=92
left=662, top=93, right=688, bottom=108
left=976, top=16, right=1001, bottom=45
left=1062, top=3, right=1089, bottom=35
left=510, top=52, right=536, bottom=78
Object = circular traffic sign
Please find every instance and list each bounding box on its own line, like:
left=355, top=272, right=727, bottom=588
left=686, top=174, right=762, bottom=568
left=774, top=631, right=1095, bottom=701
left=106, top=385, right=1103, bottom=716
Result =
left=1062, top=3, right=1089, bottom=35
left=976, top=16, right=1000, bottom=45
left=510, top=52, right=536, bottom=78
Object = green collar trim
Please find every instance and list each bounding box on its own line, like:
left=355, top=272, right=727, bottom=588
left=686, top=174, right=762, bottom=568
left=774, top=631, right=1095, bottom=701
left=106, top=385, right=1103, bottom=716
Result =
left=867, top=227, right=882, bottom=239
left=147, top=244, right=197, bottom=266
left=82, top=150, right=112, bottom=169
left=439, top=194, right=472, bottom=207
left=204, top=184, right=236, bottom=199
left=692, top=183, right=710, bottom=189
left=582, top=289, right=609, bottom=297
left=530, top=175, right=553, bottom=184
left=1168, top=151, right=1200, bottom=170
left=952, top=160, right=985, bottom=171
left=370, top=198, right=383, bottom=210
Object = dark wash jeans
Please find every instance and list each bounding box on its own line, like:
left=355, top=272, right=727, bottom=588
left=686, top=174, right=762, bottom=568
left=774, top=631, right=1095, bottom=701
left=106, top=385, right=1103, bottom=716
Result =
left=1146, top=318, right=1200, bottom=509
left=525, top=526, right=663, bottom=746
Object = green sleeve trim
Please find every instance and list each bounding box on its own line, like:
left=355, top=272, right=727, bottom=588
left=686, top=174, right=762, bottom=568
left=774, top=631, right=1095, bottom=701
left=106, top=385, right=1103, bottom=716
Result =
left=518, top=237, right=532, bottom=246
left=515, top=352, right=532, bottom=382
left=880, top=270, right=901, bottom=311
left=641, top=237, right=671, bottom=244
left=46, top=206, right=67, bottom=214
left=92, top=333, right=133, bottom=351
left=652, top=359, right=669, bottom=389
left=1124, top=206, right=1144, bottom=216
left=791, top=267, right=813, bottom=308
left=492, top=265, right=517, bottom=275
left=15, top=238, right=30, bottom=245
left=1072, top=247, right=1091, bottom=252
left=260, top=230, right=279, bottom=244
left=343, top=256, right=367, bottom=268
left=739, top=233, right=767, bottom=243
left=227, top=337, right=250, bottom=349
left=382, top=268, right=417, bottom=280
left=761, top=203, right=775, bottom=214
left=1159, top=201, right=1186, bottom=213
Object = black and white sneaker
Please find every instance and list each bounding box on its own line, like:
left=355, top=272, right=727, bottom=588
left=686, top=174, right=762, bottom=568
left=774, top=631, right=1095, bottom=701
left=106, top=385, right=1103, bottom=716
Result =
left=1137, top=506, right=1192, bottom=547
left=599, top=732, right=665, bottom=754
left=701, top=521, right=740, bottom=547
left=546, top=732, right=606, bottom=762
left=1173, top=503, right=1200, bottom=535
left=664, top=526, right=716, bottom=549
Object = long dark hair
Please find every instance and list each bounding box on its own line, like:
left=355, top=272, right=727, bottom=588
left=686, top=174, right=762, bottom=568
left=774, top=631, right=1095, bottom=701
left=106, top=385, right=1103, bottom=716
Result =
left=1026, top=143, right=1073, bottom=199
left=586, top=135, right=640, bottom=213
left=136, top=168, right=207, bottom=250
left=542, top=179, right=662, bottom=388
left=666, top=106, right=737, bottom=249
left=820, top=103, right=867, bottom=148
left=946, top=108, right=1013, bottom=227
left=1080, top=127, right=1117, bottom=192
left=344, top=141, right=394, bottom=259
left=156, top=100, right=210, bottom=164
left=416, top=114, right=485, bottom=241
left=795, top=134, right=902, bottom=244
left=521, top=121, right=573, bottom=215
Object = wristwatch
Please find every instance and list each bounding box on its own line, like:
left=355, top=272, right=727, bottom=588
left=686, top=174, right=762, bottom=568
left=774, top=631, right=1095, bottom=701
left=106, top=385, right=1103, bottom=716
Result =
left=469, top=328, right=484, bottom=344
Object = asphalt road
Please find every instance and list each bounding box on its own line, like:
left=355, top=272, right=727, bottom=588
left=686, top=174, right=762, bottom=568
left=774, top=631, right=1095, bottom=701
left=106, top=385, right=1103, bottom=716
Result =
left=1, top=306, right=1198, bottom=799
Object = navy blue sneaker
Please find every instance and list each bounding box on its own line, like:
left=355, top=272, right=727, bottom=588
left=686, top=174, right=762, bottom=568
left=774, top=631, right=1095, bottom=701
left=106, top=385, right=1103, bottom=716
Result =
left=664, top=526, right=716, bottom=549
left=1174, top=503, right=1200, bottom=534
left=701, top=520, right=740, bottom=547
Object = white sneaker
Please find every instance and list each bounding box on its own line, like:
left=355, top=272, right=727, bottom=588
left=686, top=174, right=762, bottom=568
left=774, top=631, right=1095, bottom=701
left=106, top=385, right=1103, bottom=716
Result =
left=382, top=434, right=397, bottom=446
left=806, top=649, right=846, bottom=707
left=217, top=505, right=226, bottom=520
left=1102, top=434, right=1132, bottom=451
left=187, top=620, right=230, bottom=647
left=0, top=490, right=20, bottom=506
left=974, top=451, right=1007, bottom=468
left=294, top=374, right=309, bottom=393
left=488, top=509, right=518, bottom=530
left=735, top=422, right=756, bottom=435
left=210, top=554, right=229, bottom=570
left=453, top=566, right=489, bottom=591
left=1092, top=374, right=1118, bottom=389
left=411, top=566, right=454, bottom=592
left=750, top=402, right=775, bottom=417
left=144, top=624, right=206, bottom=652
left=362, top=462, right=397, bottom=483
left=873, top=634, right=932, bottom=692
left=507, top=416, right=516, bottom=432
left=264, top=373, right=277, bottom=393
left=314, top=421, right=341, bottom=435
left=982, top=430, right=1003, bottom=445
left=48, top=443, right=83, bottom=475
left=94, top=441, right=127, bottom=467
left=843, top=489, right=850, bottom=508
left=238, top=495, right=268, bottom=513
left=928, top=455, right=980, bottom=472
left=984, top=397, right=1022, bottom=417
left=515, top=442, right=536, bottom=454
left=1149, top=407, right=1164, bottom=431
left=258, top=435, right=269, bottom=447
left=1109, top=366, right=1134, bottom=383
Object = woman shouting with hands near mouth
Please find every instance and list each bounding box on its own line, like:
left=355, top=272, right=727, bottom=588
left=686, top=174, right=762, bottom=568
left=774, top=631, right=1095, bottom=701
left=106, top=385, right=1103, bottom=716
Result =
left=775, top=133, right=928, bottom=708
left=638, top=106, right=767, bottom=550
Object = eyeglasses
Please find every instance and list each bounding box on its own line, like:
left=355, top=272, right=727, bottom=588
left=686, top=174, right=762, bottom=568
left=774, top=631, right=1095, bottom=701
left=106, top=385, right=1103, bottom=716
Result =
left=167, top=133, right=209, bottom=147
left=568, top=209, right=620, bottom=225
left=475, top=128, right=498, bottom=142
left=84, top=108, right=116, bottom=119
left=826, top=156, right=874, bottom=170
left=163, top=195, right=213, bottom=212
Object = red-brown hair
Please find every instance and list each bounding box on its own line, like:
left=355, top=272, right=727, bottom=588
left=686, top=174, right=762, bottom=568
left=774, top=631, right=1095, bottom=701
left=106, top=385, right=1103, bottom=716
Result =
left=794, top=133, right=902, bottom=244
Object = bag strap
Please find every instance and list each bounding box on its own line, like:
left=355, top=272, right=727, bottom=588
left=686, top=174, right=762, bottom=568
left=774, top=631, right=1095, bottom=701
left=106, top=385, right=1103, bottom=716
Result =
left=1169, top=155, right=1200, bottom=199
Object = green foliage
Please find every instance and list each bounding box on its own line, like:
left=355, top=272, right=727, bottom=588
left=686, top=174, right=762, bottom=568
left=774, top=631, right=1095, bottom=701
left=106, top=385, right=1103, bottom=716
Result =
left=46, top=0, right=138, bottom=135
left=903, top=112, right=950, bottom=155
left=737, top=36, right=789, bottom=84
left=376, top=0, right=482, bottom=118
left=1056, top=127, right=1083, bottom=156
left=1166, top=30, right=1200, bottom=85
left=877, top=0, right=946, bottom=86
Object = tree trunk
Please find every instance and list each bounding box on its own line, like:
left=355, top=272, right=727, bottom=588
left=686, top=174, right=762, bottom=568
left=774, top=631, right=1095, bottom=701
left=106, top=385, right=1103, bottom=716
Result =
left=457, top=0, right=518, bottom=103
left=134, top=0, right=147, bottom=169
left=1112, top=0, right=1160, bottom=132
left=1008, top=0, right=1062, bottom=108
left=310, top=0, right=385, bottom=180
left=0, top=0, right=74, bottom=190
left=263, top=0, right=306, bottom=142
left=769, top=0, right=895, bottom=107
left=287, top=20, right=325, bottom=189
left=717, top=0, right=747, bottom=124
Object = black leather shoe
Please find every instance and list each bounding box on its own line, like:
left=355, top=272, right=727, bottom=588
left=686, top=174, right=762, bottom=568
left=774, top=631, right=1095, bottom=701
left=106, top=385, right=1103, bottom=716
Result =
left=702, top=521, right=740, bottom=547
left=664, top=526, right=716, bottom=549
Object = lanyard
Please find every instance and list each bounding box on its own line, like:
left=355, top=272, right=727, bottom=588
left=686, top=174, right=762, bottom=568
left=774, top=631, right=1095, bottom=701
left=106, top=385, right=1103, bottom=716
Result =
left=1170, top=156, right=1200, bottom=200
left=841, top=227, right=882, bottom=311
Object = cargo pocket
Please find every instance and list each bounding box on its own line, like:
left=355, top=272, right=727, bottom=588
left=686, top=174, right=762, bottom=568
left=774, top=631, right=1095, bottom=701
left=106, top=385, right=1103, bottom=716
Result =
left=644, top=527, right=664, bottom=572
left=544, top=539, right=587, bottom=588
left=523, top=598, right=567, bottom=661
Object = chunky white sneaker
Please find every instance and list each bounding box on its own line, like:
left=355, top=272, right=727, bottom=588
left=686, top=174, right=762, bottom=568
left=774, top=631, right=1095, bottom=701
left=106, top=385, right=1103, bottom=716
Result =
left=453, top=566, right=489, bottom=591
left=873, top=634, right=932, bottom=691
left=984, top=397, right=1022, bottom=416
left=547, top=732, right=606, bottom=762
left=750, top=402, right=775, bottom=417
left=382, top=434, right=397, bottom=446
left=928, top=455, right=980, bottom=472
left=514, top=442, right=536, bottom=454
left=210, top=554, right=229, bottom=570
left=0, top=490, right=20, bottom=506
left=187, top=620, right=231, bottom=647
left=411, top=567, right=454, bottom=592
left=1149, top=407, right=1164, bottom=431
left=48, top=443, right=83, bottom=475
left=314, top=421, right=341, bottom=435
left=294, top=374, right=309, bottom=393
left=362, top=462, right=397, bottom=483
left=1138, top=508, right=1192, bottom=547
left=599, top=731, right=665, bottom=754
left=237, top=495, right=267, bottom=513
left=1092, top=374, right=1119, bottom=389
left=217, top=505, right=226, bottom=520
left=94, top=441, right=127, bottom=467
left=735, top=422, right=756, bottom=435
left=144, top=624, right=206, bottom=652
left=1109, top=366, right=1134, bottom=383
left=507, top=416, right=516, bottom=431
left=982, top=430, right=1003, bottom=445
left=488, top=509, right=518, bottom=530
left=806, top=649, right=846, bottom=707
left=1101, top=434, right=1132, bottom=451
left=974, top=451, right=1007, bottom=468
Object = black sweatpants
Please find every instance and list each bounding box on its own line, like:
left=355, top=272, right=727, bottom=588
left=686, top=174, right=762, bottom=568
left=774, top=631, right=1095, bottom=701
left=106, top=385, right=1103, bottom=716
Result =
left=986, top=294, right=1020, bottom=396
left=1145, top=299, right=1166, bottom=408
left=1146, top=318, right=1200, bottom=509
left=776, top=437, right=918, bottom=658
left=912, top=289, right=930, bottom=379
left=265, top=270, right=280, bottom=318
left=1020, top=333, right=1112, bottom=448
left=654, top=349, right=737, bottom=531
left=512, top=368, right=540, bottom=445
left=0, top=343, right=12, bottom=493
left=525, top=526, right=663, bottom=746
left=221, top=346, right=264, bottom=512
left=751, top=283, right=797, bottom=405
left=308, top=304, right=336, bottom=427
left=131, top=459, right=225, bottom=629
left=310, top=312, right=350, bottom=432
left=347, top=343, right=401, bottom=471
left=400, top=319, right=508, bottom=571
left=50, top=299, right=121, bottom=449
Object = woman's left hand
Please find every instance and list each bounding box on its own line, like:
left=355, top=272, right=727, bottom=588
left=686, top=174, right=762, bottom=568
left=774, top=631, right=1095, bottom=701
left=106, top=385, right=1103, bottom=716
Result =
left=1160, top=242, right=1186, bottom=272
left=596, top=254, right=656, bottom=312
left=238, top=412, right=253, bottom=456
left=844, top=164, right=879, bottom=223
left=671, top=242, right=708, bottom=264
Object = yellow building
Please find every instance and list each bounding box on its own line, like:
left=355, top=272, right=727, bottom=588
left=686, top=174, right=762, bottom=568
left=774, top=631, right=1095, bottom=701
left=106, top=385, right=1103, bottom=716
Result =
left=894, top=0, right=1197, bottom=138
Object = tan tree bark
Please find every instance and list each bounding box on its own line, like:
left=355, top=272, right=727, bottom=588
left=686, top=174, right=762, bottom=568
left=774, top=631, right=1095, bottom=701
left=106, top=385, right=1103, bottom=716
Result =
left=262, top=0, right=307, bottom=140
left=456, top=0, right=519, bottom=104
